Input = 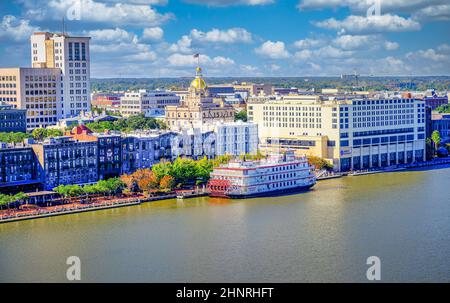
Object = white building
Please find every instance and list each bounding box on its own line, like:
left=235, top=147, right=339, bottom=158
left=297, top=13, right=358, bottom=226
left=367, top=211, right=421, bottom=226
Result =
left=120, top=90, right=180, bottom=117
left=170, top=122, right=259, bottom=159
left=249, top=93, right=426, bottom=171
left=0, top=67, right=62, bottom=130
left=214, top=122, right=258, bottom=156
left=31, top=32, right=91, bottom=118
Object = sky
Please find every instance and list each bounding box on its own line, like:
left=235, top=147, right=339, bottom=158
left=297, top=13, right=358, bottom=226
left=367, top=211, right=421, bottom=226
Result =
left=0, top=0, right=449, bottom=78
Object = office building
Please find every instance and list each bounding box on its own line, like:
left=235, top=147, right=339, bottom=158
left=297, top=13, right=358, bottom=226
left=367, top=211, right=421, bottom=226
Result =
left=432, top=112, right=450, bottom=143
left=120, top=90, right=180, bottom=117
left=0, top=67, right=62, bottom=130
left=233, top=82, right=273, bottom=97
left=31, top=32, right=91, bottom=117
left=248, top=94, right=426, bottom=171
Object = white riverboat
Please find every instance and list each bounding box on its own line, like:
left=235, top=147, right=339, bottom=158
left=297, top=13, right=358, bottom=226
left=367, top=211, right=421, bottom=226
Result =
left=207, top=151, right=316, bottom=199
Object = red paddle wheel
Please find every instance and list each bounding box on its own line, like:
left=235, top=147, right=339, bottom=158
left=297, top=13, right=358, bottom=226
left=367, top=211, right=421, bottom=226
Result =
left=207, top=179, right=232, bottom=197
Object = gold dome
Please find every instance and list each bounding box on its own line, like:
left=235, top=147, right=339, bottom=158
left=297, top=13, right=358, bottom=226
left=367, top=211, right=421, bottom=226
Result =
left=190, top=77, right=207, bottom=90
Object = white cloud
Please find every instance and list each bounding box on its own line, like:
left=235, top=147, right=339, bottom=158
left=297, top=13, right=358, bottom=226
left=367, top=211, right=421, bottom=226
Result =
left=168, top=35, right=193, bottom=53
left=86, top=28, right=137, bottom=43
left=183, top=0, right=274, bottom=6
left=314, top=15, right=421, bottom=34
left=298, top=0, right=449, bottom=14
left=384, top=41, right=400, bottom=51
left=406, top=48, right=450, bottom=62
left=294, top=49, right=313, bottom=60
left=142, top=27, right=164, bottom=41
left=123, top=51, right=157, bottom=61
left=167, top=53, right=235, bottom=67
left=332, top=35, right=372, bottom=50
left=314, top=46, right=353, bottom=58
left=190, top=28, right=252, bottom=44
left=0, top=15, right=40, bottom=42
left=294, top=38, right=325, bottom=49
left=24, top=0, right=173, bottom=27
left=255, top=41, right=290, bottom=59
left=413, top=4, right=450, bottom=21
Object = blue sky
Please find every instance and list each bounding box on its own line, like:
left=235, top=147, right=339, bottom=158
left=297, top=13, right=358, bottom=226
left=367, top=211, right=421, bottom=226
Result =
left=0, top=0, right=449, bottom=78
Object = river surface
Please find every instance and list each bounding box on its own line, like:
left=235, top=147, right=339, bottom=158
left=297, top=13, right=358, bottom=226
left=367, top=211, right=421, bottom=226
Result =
left=1, top=167, right=450, bottom=282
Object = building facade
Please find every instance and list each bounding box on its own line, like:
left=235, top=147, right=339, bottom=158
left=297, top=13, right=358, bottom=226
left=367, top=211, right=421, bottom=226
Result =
left=32, top=137, right=98, bottom=190
left=214, top=122, right=258, bottom=156
left=165, top=67, right=235, bottom=130
left=0, top=67, right=62, bottom=130
left=0, top=103, right=27, bottom=133
left=121, top=132, right=174, bottom=175
left=91, top=93, right=123, bottom=113
left=249, top=94, right=426, bottom=171
left=31, top=32, right=91, bottom=117
left=0, top=144, right=41, bottom=193
left=120, top=90, right=180, bottom=117
left=432, top=112, right=450, bottom=143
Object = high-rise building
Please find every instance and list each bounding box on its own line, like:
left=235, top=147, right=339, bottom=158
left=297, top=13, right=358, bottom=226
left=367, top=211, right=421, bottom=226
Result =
left=0, top=67, right=62, bottom=130
left=31, top=32, right=91, bottom=118
left=248, top=94, right=426, bottom=171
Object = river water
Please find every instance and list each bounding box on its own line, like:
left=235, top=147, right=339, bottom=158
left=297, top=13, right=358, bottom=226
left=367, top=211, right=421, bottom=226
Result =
left=1, top=167, right=449, bottom=282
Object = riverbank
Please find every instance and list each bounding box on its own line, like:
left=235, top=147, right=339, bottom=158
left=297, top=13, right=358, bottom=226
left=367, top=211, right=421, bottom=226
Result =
left=2, top=157, right=449, bottom=224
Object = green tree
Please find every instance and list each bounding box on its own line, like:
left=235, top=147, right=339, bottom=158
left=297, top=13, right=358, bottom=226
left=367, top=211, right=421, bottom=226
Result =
left=32, top=128, right=48, bottom=141
left=172, top=158, right=198, bottom=185
left=307, top=156, right=333, bottom=171
left=152, top=160, right=173, bottom=181
left=431, top=130, right=442, bottom=154
left=235, top=110, right=247, bottom=122
left=195, top=156, right=214, bottom=184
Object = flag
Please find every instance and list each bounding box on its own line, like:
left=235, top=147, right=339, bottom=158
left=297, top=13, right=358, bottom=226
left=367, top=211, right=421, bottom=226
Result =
left=193, top=53, right=199, bottom=58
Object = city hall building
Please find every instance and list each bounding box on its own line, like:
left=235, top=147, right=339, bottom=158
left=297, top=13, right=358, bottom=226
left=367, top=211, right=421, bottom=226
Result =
left=248, top=94, right=426, bottom=172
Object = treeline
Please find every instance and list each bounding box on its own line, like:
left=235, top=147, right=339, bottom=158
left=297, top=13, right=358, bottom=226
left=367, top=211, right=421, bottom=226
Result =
left=85, top=114, right=167, bottom=133
left=0, top=193, right=27, bottom=209
left=53, top=178, right=125, bottom=197
left=0, top=129, right=63, bottom=143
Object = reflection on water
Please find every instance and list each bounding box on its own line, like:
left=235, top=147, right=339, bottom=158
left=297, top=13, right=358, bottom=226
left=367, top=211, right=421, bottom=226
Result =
left=1, top=168, right=449, bottom=282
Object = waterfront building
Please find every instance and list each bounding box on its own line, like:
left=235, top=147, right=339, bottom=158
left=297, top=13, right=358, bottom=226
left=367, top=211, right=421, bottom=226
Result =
left=248, top=93, right=426, bottom=171
left=214, top=122, right=258, bottom=156
left=32, top=137, right=98, bottom=190
left=432, top=112, right=450, bottom=143
left=31, top=32, right=91, bottom=117
left=0, top=67, right=62, bottom=130
left=91, top=92, right=123, bottom=113
left=0, top=143, right=41, bottom=193
left=66, top=125, right=122, bottom=180
left=208, top=150, right=316, bottom=198
left=0, top=103, right=27, bottom=133
left=165, top=67, right=235, bottom=130
left=120, top=90, right=180, bottom=117
left=121, top=131, right=174, bottom=175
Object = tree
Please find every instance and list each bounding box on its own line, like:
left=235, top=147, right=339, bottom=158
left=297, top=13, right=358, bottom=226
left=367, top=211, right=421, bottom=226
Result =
left=159, top=175, right=175, bottom=191
left=308, top=156, right=333, bottom=171
left=131, top=169, right=158, bottom=192
left=235, top=110, right=247, bottom=122
left=431, top=130, right=441, bottom=154
left=172, top=158, right=198, bottom=185
left=32, top=128, right=48, bottom=141
left=195, top=156, right=213, bottom=184
left=152, top=160, right=173, bottom=181
left=0, top=132, right=32, bottom=143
